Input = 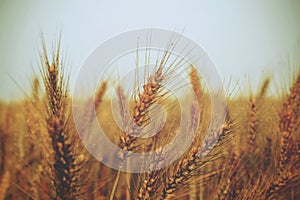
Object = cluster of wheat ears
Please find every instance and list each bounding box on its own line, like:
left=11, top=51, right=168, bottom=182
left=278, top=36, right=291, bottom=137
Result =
left=0, top=36, right=299, bottom=200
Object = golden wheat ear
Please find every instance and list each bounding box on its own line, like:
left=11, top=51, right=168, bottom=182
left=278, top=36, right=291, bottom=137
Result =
left=117, top=66, right=165, bottom=154
left=79, top=81, right=107, bottom=141
left=109, top=65, right=167, bottom=200
left=40, top=35, right=85, bottom=199
left=189, top=65, right=204, bottom=120
left=278, top=71, right=300, bottom=173
left=265, top=166, right=299, bottom=199
left=160, top=120, right=232, bottom=200
left=110, top=39, right=184, bottom=200
left=246, top=77, right=270, bottom=153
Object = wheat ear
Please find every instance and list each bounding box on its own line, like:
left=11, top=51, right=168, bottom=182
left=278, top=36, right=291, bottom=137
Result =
left=40, top=35, right=80, bottom=200
left=160, top=121, right=232, bottom=199
left=278, top=71, right=300, bottom=172
left=109, top=66, right=165, bottom=200
left=265, top=167, right=299, bottom=199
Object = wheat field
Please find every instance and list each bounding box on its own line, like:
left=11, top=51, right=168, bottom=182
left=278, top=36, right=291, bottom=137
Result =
left=0, top=37, right=299, bottom=200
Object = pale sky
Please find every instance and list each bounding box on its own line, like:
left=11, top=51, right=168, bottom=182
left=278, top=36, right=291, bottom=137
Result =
left=0, top=0, right=299, bottom=101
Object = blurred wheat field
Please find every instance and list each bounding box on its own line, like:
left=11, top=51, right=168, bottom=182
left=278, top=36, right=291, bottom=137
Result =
left=0, top=37, right=299, bottom=200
